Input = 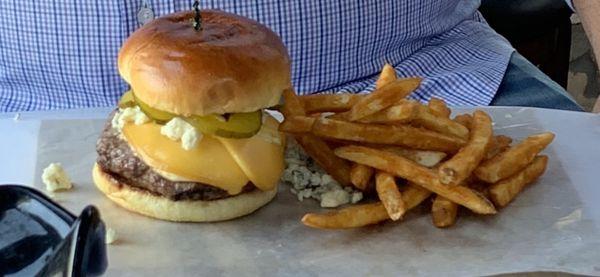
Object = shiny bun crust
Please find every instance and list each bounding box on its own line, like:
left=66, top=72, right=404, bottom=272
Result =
left=93, top=163, right=277, bottom=222
left=118, top=10, right=291, bottom=116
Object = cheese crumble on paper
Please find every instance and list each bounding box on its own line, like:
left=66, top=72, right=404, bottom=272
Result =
left=42, top=163, right=72, bottom=192
left=105, top=227, right=118, bottom=244
left=281, top=140, right=363, bottom=208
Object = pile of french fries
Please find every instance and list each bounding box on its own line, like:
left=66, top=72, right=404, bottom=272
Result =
left=279, top=64, right=554, bottom=229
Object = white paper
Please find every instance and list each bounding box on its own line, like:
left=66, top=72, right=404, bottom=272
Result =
left=2, top=107, right=600, bottom=276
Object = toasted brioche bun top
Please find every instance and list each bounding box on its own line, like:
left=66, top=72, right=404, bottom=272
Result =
left=118, top=10, right=291, bottom=116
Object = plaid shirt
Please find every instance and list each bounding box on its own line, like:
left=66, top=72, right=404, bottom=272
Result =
left=0, top=0, right=513, bottom=112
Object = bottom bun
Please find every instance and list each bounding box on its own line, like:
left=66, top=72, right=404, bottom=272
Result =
left=92, top=163, right=277, bottom=222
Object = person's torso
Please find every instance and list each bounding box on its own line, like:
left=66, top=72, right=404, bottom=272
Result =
left=1, top=0, right=508, bottom=112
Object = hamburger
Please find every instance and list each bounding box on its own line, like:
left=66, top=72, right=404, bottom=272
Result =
left=93, top=10, right=290, bottom=222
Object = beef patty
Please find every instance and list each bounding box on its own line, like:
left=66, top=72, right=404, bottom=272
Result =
left=96, top=116, right=254, bottom=201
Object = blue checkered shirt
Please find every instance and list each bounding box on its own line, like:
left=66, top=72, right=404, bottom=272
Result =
left=0, top=0, right=513, bottom=112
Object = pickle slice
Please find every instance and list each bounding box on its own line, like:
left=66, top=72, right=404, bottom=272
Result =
left=118, top=90, right=136, bottom=108
left=185, top=111, right=263, bottom=138
left=131, top=90, right=262, bottom=138
left=133, top=92, right=176, bottom=124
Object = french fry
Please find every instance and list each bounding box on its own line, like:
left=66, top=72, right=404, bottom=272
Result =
left=428, top=97, right=451, bottom=118
left=335, top=146, right=496, bottom=214
left=312, top=118, right=467, bottom=152
left=356, top=101, right=417, bottom=124
left=282, top=89, right=353, bottom=187
left=431, top=195, right=458, bottom=228
left=300, top=93, right=363, bottom=113
left=475, top=132, right=555, bottom=183
left=485, top=135, right=513, bottom=160
left=279, top=116, right=315, bottom=133
left=375, top=63, right=398, bottom=89
left=281, top=89, right=305, bottom=117
left=345, top=77, right=422, bottom=121
left=302, top=183, right=431, bottom=229
left=453, top=113, right=473, bottom=129
left=402, top=183, right=433, bottom=209
left=438, top=110, right=493, bottom=185
left=296, top=135, right=352, bottom=187
left=302, top=202, right=389, bottom=229
left=380, top=146, right=447, bottom=168
left=350, top=164, right=374, bottom=191
left=489, top=155, right=548, bottom=207
left=469, top=181, right=491, bottom=199
left=375, top=172, right=406, bottom=220
left=413, top=104, right=470, bottom=140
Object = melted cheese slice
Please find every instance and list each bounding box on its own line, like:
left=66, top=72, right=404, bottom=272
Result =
left=216, top=115, right=285, bottom=191
left=122, top=122, right=249, bottom=195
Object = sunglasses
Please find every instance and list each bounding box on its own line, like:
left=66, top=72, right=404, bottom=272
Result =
left=0, top=185, right=108, bottom=276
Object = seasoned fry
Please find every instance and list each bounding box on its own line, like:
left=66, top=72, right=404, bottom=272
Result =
left=402, top=183, right=433, bottom=209
left=346, top=77, right=422, bottom=121
left=475, top=132, right=555, bottom=183
left=281, top=88, right=353, bottom=186
left=375, top=63, right=398, bottom=89
left=281, top=89, right=305, bottom=117
left=375, top=172, right=406, bottom=220
left=413, top=104, right=470, bottom=140
left=302, top=183, right=431, bottom=229
left=431, top=195, right=458, bottom=228
left=453, top=113, right=473, bottom=129
left=279, top=116, right=315, bottom=133
left=439, top=110, right=493, bottom=185
left=300, top=93, right=363, bottom=113
left=485, top=135, right=513, bottom=160
left=296, top=135, right=352, bottom=187
left=350, top=163, right=374, bottom=191
left=356, top=101, right=417, bottom=124
left=335, top=146, right=496, bottom=214
left=428, top=97, right=451, bottom=118
left=302, top=202, right=389, bottom=229
left=489, top=155, right=548, bottom=207
left=380, top=146, right=446, bottom=168
left=312, top=118, right=467, bottom=152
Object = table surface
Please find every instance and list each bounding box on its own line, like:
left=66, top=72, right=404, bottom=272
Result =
left=1, top=107, right=600, bottom=276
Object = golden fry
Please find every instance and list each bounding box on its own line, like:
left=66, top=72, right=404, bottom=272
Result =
left=279, top=116, right=315, bottom=133
left=296, top=135, right=352, bottom=187
left=281, top=89, right=352, bottom=186
left=302, top=202, right=389, bottom=229
left=302, top=183, right=431, bottom=229
left=402, top=183, right=433, bottom=209
left=350, top=163, right=374, bottom=191
left=357, top=101, right=417, bottom=124
left=428, top=97, right=451, bottom=118
left=300, top=93, right=363, bottom=113
left=346, top=77, right=422, bottom=121
left=489, top=155, right=548, bottom=207
left=312, top=118, right=466, bottom=152
left=375, top=172, right=406, bottom=220
left=380, top=146, right=447, bottom=168
left=453, top=113, right=473, bottom=129
left=281, top=89, right=305, bottom=117
left=439, top=110, right=493, bottom=185
left=334, top=145, right=496, bottom=214
left=413, top=104, right=470, bottom=140
left=485, top=135, right=513, bottom=160
left=375, top=63, right=398, bottom=89
left=431, top=195, right=458, bottom=228
left=475, top=132, right=554, bottom=183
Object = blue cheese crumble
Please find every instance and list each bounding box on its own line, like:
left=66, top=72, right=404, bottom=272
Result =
left=281, top=140, right=362, bottom=208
